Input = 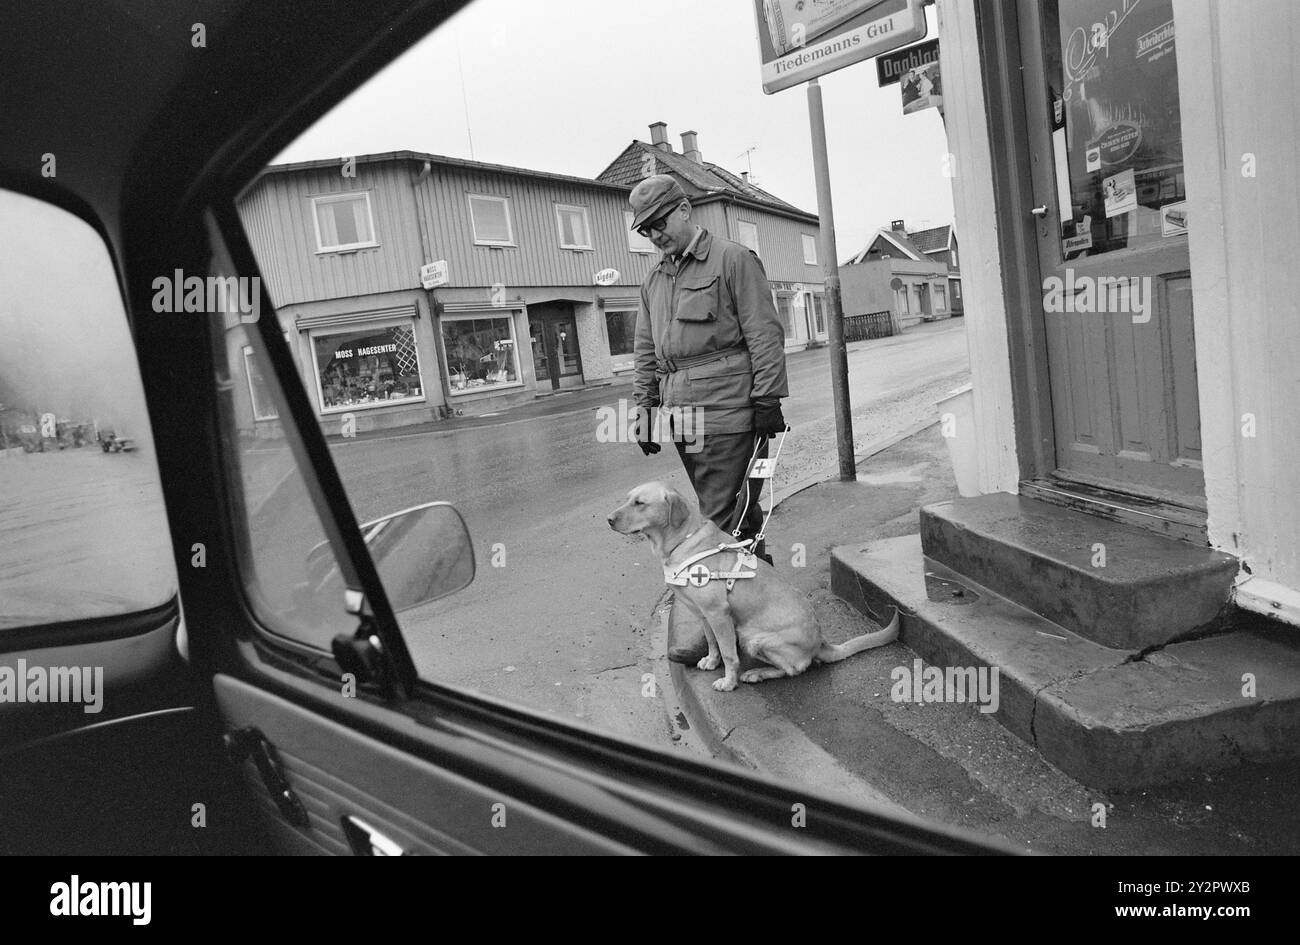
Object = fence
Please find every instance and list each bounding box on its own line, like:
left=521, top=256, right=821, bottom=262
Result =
left=842, top=310, right=896, bottom=342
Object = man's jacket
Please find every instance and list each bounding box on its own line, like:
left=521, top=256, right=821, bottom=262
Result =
left=633, top=227, right=789, bottom=434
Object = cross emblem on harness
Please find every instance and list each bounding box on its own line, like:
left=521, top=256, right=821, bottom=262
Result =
left=687, top=564, right=711, bottom=587
left=750, top=457, right=774, bottom=479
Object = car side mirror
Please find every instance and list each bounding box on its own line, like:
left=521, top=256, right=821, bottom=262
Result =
left=363, top=502, right=475, bottom=611
left=307, top=502, right=475, bottom=613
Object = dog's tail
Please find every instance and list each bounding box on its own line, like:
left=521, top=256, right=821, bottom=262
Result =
left=816, top=607, right=900, bottom=663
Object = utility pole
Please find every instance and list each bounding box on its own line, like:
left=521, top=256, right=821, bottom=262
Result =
left=807, top=78, right=856, bottom=481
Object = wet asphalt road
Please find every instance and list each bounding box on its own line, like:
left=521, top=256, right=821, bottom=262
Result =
left=326, top=319, right=970, bottom=741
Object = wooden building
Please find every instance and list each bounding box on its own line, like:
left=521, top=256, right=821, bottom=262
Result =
left=236, top=134, right=824, bottom=434
left=841, top=220, right=962, bottom=329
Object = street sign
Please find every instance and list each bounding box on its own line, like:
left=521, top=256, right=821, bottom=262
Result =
left=753, top=0, right=927, bottom=95
left=876, top=37, right=939, bottom=86
left=420, top=260, right=448, bottom=289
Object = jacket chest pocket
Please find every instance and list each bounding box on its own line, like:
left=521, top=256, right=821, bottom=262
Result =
left=674, top=275, right=720, bottom=322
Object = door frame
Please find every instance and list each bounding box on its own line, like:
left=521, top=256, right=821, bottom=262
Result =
left=975, top=0, right=1058, bottom=485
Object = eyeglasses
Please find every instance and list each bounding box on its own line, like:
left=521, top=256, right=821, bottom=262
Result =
left=636, top=203, right=681, bottom=239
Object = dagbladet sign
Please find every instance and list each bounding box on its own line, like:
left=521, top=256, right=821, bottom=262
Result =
left=753, top=0, right=927, bottom=94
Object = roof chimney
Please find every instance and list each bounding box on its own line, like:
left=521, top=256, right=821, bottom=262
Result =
left=649, top=122, right=671, bottom=152
left=891, top=219, right=907, bottom=232
left=681, top=130, right=702, bottom=165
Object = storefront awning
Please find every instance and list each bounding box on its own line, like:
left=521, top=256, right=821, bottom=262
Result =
left=295, top=304, right=418, bottom=331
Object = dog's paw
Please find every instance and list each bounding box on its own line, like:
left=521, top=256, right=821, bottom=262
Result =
left=696, top=654, right=721, bottom=671
left=739, top=669, right=768, bottom=684
left=712, top=676, right=738, bottom=692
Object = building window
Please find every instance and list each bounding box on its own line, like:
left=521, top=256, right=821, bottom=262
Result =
left=911, top=284, right=924, bottom=314
left=555, top=204, right=592, bottom=250
left=605, top=308, right=638, bottom=371
left=895, top=286, right=909, bottom=314
left=950, top=245, right=959, bottom=269
left=812, top=293, right=826, bottom=334
left=802, top=234, right=818, bottom=265
left=934, top=284, right=947, bottom=311
left=243, top=346, right=279, bottom=421
left=442, top=314, right=521, bottom=393
left=625, top=212, right=656, bottom=253
left=311, top=321, right=425, bottom=413
left=468, top=194, right=514, bottom=246
left=311, top=193, right=376, bottom=252
left=951, top=278, right=962, bottom=303
left=736, top=220, right=760, bottom=256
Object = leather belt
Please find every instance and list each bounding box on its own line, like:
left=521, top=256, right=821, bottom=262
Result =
left=656, top=345, right=747, bottom=375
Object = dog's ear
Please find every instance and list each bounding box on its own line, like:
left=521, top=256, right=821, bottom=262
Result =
left=667, top=487, right=690, bottom=530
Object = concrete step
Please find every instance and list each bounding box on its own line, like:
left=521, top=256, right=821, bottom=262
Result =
left=919, top=493, right=1238, bottom=649
left=831, top=534, right=1300, bottom=789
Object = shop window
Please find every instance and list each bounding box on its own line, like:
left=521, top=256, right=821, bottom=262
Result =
left=802, top=234, right=818, bottom=265
left=934, top=284, right=947, bottom=311
left=468, top=194, right=514, bottom=246
left=555, top=204, right=592, bottom=250
left=312, top=193, right=376, bottom=252
left=311, top=321, right=425, bottom=412
left=895, top=286, right=909, bottom=314
left=442, top=315, right=520, bottom=393
left=605, top=309, right=638, bottom=371
left=736, top=220, right=760, bottom=256
left=624, top=212, right=656, bottom=253
left=812, top=293, right=826, bottom=334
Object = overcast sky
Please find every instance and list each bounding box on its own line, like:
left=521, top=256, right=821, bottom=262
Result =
left=275, top=0, right=955, bottom=259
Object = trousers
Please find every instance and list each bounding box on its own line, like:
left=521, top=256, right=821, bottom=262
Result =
left=673, top=432, right=768, bottom=542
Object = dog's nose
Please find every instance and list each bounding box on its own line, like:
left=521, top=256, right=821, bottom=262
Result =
left=607, top=514, right=615, bottom=527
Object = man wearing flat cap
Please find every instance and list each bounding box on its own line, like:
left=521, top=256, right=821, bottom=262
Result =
left=628, top=173, right=790, bottom=663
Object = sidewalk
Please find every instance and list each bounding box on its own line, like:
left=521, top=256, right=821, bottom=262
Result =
left=666, top=424, right=1300, bottom=855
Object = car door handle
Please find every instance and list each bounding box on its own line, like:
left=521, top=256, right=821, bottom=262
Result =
left=341, top=816, right=406, bottom=856
left=224, top=727, right=310, bottom=828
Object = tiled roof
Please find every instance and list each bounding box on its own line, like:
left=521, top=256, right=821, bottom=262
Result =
left=908, top=225, right=951, bottom=254
left=595, top=141, right=815, bottom=219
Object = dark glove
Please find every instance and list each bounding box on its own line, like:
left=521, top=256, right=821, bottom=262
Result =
left=635, top=407, right=661, bottom=455
left=753, top=401, right=787, bottom=438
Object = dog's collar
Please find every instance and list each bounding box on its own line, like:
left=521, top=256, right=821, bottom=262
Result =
left=664, top=541, right=759, bottom=589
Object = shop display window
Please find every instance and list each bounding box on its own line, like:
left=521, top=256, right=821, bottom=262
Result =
left=441, top=315, right=520, bottom=393
left=311, top=322, right=425, bottom=412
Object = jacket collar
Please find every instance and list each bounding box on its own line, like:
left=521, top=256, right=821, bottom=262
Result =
left=657, top=226, right=711, bottom=274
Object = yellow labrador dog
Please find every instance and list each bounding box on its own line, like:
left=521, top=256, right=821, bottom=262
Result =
left=609, top=481, right=899, bottom=691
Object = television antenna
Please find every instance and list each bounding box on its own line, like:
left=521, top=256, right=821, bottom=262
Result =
left=736, top=145, right=759, bottom=183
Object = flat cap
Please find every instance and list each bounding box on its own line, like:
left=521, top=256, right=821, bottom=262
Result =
left=629, top=174, right=687, bottom=230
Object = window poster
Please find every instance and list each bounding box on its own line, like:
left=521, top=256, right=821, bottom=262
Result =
left=1045, top=0, right=1184, bottom=255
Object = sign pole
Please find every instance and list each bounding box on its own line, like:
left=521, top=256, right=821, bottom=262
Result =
left=806, top=78, right=856, bottom=482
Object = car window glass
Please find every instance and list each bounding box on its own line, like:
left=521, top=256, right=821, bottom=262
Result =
left=0, top=189, right=177, bottom=629
left=207, top=236, right=357, bottom=651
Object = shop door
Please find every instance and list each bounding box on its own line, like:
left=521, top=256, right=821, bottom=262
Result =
left=528, top=304, right=583, bottom=390
left=1019, top=0, right=1203, bottom=506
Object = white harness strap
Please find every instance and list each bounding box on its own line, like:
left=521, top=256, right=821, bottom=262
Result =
left=664, top=541, right=760, bottom=591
